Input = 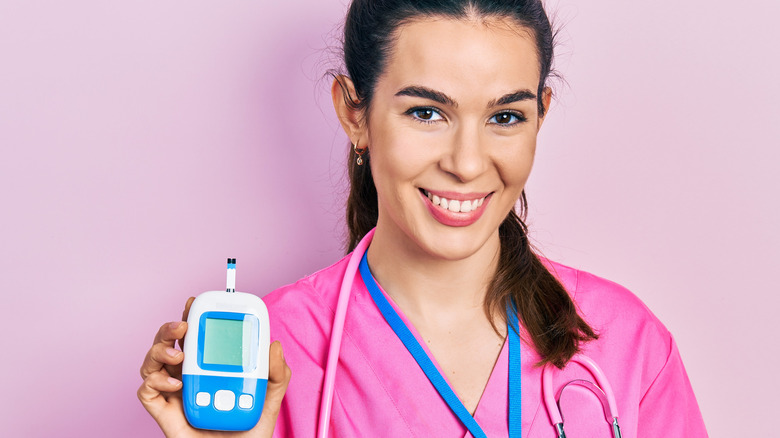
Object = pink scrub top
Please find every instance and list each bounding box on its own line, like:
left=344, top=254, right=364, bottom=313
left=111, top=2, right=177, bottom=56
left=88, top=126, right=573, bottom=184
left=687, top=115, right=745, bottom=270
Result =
left=263, top=254, right=708, bottom=437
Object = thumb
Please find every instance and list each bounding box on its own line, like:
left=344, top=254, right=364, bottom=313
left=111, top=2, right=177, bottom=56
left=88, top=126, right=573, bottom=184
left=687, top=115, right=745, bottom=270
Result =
left=254, top=341, right=291, bottom=435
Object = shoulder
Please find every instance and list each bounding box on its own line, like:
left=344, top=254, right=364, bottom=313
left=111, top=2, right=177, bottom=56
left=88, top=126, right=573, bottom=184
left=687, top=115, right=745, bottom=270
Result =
left=544, top=259, right=669, bottom=340
left=543, top=259, right=676, bottom=394
left=263, top=253, right=352, bottom=314
left=542, top=260, right=707, bottom=433
left=263, top=253, right=349, bottom=356
left=260, top=256, right=353, bottom=436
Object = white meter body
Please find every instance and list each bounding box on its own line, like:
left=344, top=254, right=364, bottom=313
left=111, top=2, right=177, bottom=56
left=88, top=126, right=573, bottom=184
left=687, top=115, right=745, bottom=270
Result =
left=182, top=289, right=270, bottom=431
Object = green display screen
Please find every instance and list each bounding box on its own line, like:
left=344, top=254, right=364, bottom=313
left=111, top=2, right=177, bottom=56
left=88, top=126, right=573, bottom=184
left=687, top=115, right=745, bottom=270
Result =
left=203, top=318, right=243, bottom=366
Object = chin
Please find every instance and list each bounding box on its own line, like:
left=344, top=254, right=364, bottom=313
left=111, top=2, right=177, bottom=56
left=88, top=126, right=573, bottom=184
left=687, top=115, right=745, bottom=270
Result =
left=413, top=224, right=496, bottom=262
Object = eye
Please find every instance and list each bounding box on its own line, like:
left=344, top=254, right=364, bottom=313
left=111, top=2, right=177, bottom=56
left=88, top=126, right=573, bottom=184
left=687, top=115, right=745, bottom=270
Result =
left=405, top=107, right=444, bottom=123
left=489, top=111, right=526, bottom=126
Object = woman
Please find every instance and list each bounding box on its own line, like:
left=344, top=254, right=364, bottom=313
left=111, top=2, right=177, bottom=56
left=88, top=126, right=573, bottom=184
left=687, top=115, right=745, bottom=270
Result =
left=139, top=0, right=707, bottom=436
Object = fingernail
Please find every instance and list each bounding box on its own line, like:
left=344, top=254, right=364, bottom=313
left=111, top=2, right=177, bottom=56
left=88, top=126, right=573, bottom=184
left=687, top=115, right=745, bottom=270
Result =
left=166, top=347, right=181, bottom=357
left=168, top=377, right=182, bottom=386
left=169, top=321, right=181, bottom=329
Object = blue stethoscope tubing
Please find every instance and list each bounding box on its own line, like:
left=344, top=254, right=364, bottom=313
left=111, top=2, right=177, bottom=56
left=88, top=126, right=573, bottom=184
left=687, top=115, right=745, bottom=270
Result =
left=316, top=229, right=623, bottom=438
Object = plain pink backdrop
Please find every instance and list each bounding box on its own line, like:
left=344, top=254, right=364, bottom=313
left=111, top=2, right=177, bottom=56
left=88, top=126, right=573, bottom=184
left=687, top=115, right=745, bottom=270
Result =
left=1, top=0, right=777, bottom=436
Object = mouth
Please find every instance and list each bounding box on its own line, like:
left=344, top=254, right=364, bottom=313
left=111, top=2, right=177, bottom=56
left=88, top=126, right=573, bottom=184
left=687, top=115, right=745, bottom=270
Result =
left=418, top=188, right=493, bottom=227
left=419, top=188, right=491, bottom=213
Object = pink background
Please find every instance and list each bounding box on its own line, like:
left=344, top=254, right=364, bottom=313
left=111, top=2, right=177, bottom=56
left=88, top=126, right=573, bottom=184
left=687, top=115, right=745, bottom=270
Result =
left=1, top=0, right=777, bottom=436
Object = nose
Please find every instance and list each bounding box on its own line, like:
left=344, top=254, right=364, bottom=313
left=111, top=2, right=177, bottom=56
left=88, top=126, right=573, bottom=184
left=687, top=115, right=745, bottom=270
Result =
left=438, top=123, right=489, bottom=183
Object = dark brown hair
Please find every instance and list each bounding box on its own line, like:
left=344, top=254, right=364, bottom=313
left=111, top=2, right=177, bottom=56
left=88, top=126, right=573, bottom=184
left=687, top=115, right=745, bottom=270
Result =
left=339, top=0, right=597, bottom=368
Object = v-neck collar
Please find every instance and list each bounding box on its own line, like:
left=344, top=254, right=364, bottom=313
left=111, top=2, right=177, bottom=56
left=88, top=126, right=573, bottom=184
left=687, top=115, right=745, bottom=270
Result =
left=365, top=269, right=544, bottom=437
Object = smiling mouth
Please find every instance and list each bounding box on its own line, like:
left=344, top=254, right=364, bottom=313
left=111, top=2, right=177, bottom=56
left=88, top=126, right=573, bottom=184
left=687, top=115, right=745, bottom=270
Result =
left=419, top=189, right=490, bottom=213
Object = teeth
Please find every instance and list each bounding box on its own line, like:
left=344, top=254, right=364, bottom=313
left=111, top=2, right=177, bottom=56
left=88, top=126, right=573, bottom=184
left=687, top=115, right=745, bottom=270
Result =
left=424, top=189, right=487, bottom=213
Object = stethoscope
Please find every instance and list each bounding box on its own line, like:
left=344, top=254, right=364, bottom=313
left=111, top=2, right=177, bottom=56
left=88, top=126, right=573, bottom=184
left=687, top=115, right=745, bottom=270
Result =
left=543, top=356, right=623, bottom=438
left=316, top=228, right=623, bottom=438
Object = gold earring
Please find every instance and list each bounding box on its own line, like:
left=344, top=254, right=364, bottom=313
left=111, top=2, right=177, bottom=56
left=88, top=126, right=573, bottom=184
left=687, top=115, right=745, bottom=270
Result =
left=353, top=140, right=367, bottom=166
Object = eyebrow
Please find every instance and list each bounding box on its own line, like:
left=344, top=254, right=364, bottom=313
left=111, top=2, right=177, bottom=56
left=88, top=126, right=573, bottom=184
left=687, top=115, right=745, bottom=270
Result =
left=488, top=90, right=537, bottom=107
left=394, top=85, right=537, bottom=109
left=395, top=86, right=458, bottom=107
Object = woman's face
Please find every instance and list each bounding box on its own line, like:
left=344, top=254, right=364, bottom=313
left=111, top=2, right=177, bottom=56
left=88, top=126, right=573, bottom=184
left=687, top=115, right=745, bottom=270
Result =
left=365, top=17, right=548, bottom=261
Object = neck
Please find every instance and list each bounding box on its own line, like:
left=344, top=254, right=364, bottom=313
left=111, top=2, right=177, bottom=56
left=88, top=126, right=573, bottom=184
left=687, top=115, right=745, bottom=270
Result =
left=365, top=225, right=500, bottom=325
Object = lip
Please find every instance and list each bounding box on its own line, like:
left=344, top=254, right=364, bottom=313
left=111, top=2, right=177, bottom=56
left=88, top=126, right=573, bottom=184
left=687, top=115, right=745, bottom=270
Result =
left=419, top=188, right=492, bottom=227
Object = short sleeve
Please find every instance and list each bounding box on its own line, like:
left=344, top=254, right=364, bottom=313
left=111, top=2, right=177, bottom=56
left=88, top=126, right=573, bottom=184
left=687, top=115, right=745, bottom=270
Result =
left=638, top=335, right=708, bottom=437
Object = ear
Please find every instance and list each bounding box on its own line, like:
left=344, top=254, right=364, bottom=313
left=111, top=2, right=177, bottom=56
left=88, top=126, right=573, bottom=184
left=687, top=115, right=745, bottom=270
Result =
left=537, top=86, right=552, bottom=129
left=331, top=75, right=367, bottom=146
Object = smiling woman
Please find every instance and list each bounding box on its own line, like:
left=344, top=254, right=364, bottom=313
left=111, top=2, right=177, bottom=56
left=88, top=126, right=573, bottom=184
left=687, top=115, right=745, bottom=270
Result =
left=138, top=1, right=708, bottom=437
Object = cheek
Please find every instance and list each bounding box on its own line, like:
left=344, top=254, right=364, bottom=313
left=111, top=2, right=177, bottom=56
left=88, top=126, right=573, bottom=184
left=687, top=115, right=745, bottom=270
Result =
left=387, top=123, right=440, bottom=160
left=370, top=124, right=437, bottom=186
left=367, top=137, right=415, bottom=212
left=496, top=139, right=537, bottom=189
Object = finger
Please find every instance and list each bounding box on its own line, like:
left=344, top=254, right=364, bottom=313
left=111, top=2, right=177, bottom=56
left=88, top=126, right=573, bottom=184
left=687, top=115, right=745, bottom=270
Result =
left=255, top=341, right=291, bottom=433
left=138, top=373, right=192, bottom=437
left=152, top=320, right=187, bottom=347
left=179, top=297, right=195, bottom=350
left=140, top=342, right=185, bottom=380
left=137, top=371, right=183, bottom=419
left=181, top=296, right=195, bottom=321
left=267, top=341, right=291, bottom=388
left=143, top=321, right=186, bottom=379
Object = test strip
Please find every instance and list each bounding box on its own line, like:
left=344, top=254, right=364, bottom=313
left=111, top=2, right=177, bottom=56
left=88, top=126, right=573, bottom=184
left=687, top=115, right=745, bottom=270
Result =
left=226, top=258, right=236, bottom=293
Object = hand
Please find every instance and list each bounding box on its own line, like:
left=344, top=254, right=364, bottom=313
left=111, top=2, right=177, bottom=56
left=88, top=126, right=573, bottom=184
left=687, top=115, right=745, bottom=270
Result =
left=138, top=297, right=291, bottom=437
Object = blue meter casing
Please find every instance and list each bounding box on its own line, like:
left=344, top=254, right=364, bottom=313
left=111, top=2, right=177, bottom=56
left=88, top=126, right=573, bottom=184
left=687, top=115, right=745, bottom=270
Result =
left=182, top=290, right=270, bottom=431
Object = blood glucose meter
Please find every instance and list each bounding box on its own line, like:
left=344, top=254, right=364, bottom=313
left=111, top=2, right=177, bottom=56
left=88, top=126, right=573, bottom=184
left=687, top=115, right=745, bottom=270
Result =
left=182, top=258, right=270, bottom=431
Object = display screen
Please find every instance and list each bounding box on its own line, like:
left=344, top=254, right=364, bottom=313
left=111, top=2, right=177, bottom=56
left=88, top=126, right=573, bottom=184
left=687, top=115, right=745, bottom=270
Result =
left=203, top=317, right=243, bottom=366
